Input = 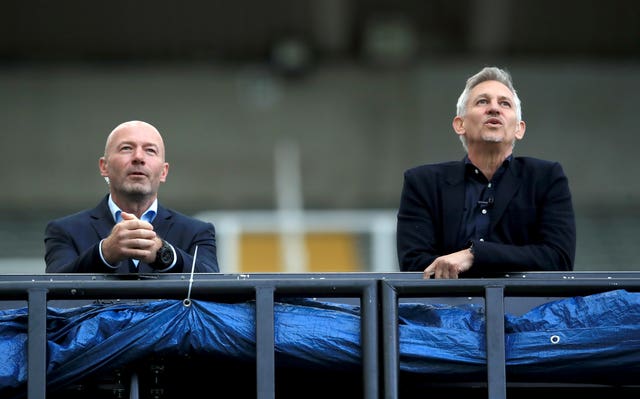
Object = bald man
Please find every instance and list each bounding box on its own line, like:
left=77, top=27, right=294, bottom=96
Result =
left=45, top=120, right=219, bottom=273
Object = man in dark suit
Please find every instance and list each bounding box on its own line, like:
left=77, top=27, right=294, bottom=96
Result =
left=45, top=120, right=219, bottom=273
left=397, top=67, right=575, bottom=278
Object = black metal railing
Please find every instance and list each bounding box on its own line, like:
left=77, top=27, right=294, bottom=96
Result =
left=1, top=271, right=640, bottom=399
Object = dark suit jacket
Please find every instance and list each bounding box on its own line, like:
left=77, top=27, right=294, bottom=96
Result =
left=396, top=157, right=576, bottom=276
left=45, top=195, right=219, bottom=273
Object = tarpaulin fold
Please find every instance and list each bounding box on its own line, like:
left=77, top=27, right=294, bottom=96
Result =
left=1, top=289, right=639, bottom=394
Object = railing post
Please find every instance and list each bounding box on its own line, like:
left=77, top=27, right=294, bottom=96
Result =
left=28, top=287, right=48, bottom=399
left=485, top=285, right=506, bottom=399
left=381, top=281, right=399, bottom=399
left=361, top=281, right=379, bottom=399
left=255, top=285, right=275, bottom=399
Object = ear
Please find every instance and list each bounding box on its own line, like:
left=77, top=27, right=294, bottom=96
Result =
left=515, top=120, right=526, bottom=140
left=160, top=162, right=169, bottom=183
left=452, top=116, right=465, bottom=136
left=99, top=157, right=108, bottom=177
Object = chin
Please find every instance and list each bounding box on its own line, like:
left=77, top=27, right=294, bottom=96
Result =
left=123, top=185, right=152, bottom=196
left=481, top=136, right=503, bottom=144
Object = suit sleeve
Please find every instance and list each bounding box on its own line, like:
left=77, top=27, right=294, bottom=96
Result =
left=44, top=220, right=118, bottom=273
left=166, top=221, right=220, bottom=273
left=396, top=169, right=441, bottom=272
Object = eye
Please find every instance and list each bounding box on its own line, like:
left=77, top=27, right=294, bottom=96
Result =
left=145, top=147, right=158, bottom=155
left=500, top=101, right=512, bottom=108
left=476, top=98, right=488, bottom=105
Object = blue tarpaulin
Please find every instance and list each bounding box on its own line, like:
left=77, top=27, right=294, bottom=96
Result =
left=1, top=289, right=639, bottom=394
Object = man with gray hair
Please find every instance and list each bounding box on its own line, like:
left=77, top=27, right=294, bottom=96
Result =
left=396, top=66, right=576, bottom=278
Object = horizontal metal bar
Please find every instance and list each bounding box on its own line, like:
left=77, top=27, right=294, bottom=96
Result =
left=3, top=272, right=640, bottom=399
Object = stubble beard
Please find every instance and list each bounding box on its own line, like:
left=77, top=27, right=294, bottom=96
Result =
left=119, top=181, right=155, bottom=201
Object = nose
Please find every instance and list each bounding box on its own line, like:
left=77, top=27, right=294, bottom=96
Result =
left=132, top=147, right=146, bottom=164
left=486, top=99, right=500, bottom=114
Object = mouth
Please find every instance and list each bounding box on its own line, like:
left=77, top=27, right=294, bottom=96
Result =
left=127, top=170, right=148, bottom=179
left=484, top=117, right=503, bottom=127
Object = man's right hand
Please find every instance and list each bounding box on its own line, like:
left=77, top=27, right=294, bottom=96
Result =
left=101, top=212, right=158, bottom=264
left=423, top=248, right=474, bottom=279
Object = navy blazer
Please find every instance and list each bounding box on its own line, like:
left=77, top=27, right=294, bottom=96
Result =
left=45, top=195, right=219, bottom=273
left=396, top=157, right=576, bottom=276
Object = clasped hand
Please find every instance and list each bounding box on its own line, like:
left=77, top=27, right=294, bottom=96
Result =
left=101, top=212, right=162, bottom=264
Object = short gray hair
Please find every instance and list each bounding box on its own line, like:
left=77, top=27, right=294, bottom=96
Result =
left=456, top=66, right=522, bottom=121
left=456, top=67, right=522, bottom=150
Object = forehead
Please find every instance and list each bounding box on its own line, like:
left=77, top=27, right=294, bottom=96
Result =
left=108, top=122, right=163, bottom=148
left=470, top=80, right=514, bottom=99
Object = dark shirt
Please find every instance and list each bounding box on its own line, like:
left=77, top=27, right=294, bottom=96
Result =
left=396, top=156, right=576, bottom=275
left=460, top=155, right=511, bottom=247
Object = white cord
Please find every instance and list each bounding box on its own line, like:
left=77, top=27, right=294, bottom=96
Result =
left=184, top=245, right=198, bottom=307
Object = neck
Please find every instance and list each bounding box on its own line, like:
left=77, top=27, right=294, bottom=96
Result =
left=468, top=149, right=511, bottom=181
left=111, top=193, right=156, bottom=218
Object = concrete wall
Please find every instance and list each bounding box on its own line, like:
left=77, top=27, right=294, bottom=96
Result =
left=2, top=59, right=639, bottom=211
left=1, top=58, right=639, bottom=270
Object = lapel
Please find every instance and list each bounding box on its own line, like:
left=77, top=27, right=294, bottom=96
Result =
left=490, top=161, right=522, bottom=231
left=152, top=204, right=173, bottom=238
left=441, top=162, right=466, bottom=248
left=89, top=195, right=116, bottom=239
left=89, top=196, right=134, bottom=273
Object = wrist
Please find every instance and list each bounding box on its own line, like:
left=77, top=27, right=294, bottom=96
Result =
left=150, top=239, right=175, bottom=270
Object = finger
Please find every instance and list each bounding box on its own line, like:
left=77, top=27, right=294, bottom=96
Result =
left=127, top=228, right=157, bottom=240
left=120, top=212, right=138, bottom=221
left=443, top=266, right=456, bottom=279
left=434, top=266, right=451, bottom=279
left=122, top=247, right=152, bottom=261
left=121, top=218, right=154, bottom=231
left=125, top=237, right=156, bottom=250
left=119, top=212, right=154, bottom=230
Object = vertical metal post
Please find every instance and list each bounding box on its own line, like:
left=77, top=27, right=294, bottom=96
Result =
left=381, top=281, right=399, bottom=399
left=485, top=286, right=506, bottom=399
left=361, top=282, right=379, bottom=399
left=28, top=288, right=48, bottom=399
left=255, top=285, right=275, bottom=399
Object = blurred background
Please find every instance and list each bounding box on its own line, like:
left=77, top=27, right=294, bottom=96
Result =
left=1, top=0, right=638, bottom=274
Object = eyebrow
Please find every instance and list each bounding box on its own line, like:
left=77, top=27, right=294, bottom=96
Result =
left=117, top=141, right=159, bottom=148
left=473, top=93, right=513, bottom=103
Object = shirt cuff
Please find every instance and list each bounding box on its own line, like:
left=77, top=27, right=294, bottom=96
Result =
left=98, top=239, right=119, bottom=269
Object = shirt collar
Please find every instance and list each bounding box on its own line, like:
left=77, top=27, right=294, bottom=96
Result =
left=463, top=154, right=512, bottom=176
left=107, top=195, right=158, bottom=223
